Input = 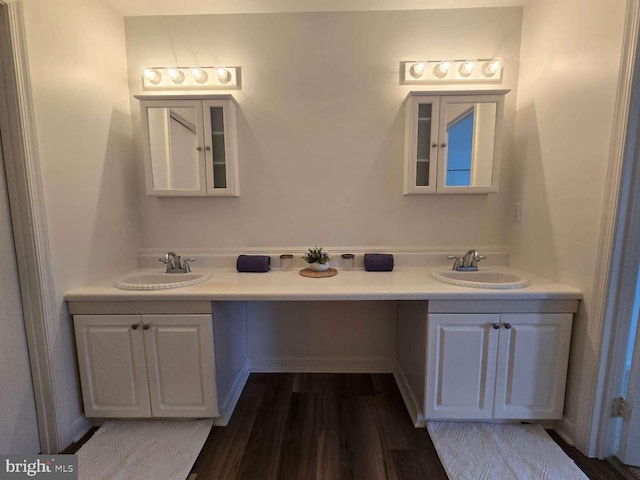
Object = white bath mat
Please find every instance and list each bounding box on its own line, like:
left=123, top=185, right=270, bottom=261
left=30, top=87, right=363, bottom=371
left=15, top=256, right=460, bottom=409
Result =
left=76, top=419, right=213, bottom=480
left=427, top=422, right=588, bottom=480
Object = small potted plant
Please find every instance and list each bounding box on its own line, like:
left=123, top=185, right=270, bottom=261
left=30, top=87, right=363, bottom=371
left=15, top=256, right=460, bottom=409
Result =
left=302, top=247, right=331, bottom=272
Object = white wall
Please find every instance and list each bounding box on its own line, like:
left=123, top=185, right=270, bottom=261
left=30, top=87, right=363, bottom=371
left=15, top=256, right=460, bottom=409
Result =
left=20, top=0, right=140, bottom=448
left=246, top=301, right=396, bottom=369
left=125, top=8, right=522, bottom=251
left=509, top=0, right=626, bottom=451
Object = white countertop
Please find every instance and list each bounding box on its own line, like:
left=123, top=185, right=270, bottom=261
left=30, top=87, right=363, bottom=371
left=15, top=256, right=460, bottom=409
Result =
left=64, top=266, right=583, bottom=302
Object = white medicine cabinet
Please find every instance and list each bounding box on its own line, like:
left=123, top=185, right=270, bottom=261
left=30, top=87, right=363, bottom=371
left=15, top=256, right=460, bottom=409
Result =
left=403, top=90, right=508, bottom=194
left=136, top=95, right=239, bottom=197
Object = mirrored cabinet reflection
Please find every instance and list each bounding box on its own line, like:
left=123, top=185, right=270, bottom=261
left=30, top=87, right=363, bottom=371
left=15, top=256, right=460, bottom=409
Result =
left=136, top=95, right=239, bottom=196
left=404, top=90, right=508, bottom=194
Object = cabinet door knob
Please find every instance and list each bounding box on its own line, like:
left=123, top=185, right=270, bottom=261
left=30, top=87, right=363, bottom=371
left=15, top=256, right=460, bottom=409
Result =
left=196, top=146, right=203, bottom=151
left=440, top=142, right=447, bottom=148
left=492, top=323, right=500, bottom=329
left=431, top=142, right=438, bottom=148
left=504, top=323, right=512, bottom=329
left=205, top=146, right=211, bottom=151
left=142, top=324, right=150, bottom=330
left=131, top=324, right=139, bottom=330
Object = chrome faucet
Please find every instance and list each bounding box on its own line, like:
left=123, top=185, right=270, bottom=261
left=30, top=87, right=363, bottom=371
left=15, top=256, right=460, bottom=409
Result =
left=447, top=249, right=486, bottom=271
left=159, top=251, right=194, bottom=273
left=462, top=249, right=485, bottom=269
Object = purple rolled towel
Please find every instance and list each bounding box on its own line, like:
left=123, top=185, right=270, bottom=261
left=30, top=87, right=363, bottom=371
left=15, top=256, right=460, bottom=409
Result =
left=364, top=253, right=394, bottom=272
left=236, top=255, right=271, bottom=273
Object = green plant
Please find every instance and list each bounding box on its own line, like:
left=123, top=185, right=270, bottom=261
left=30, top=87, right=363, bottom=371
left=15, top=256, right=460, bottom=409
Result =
left=302, top=246, right=331, bottom=264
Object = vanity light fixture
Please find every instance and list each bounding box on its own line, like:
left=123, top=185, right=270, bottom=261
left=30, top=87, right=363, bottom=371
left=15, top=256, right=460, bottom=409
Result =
left=141, top=66, right=240, bottom=90
left=401, top=58, right=505, bottom=84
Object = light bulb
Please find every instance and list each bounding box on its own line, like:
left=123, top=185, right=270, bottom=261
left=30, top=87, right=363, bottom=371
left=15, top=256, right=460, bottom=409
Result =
left=459, top=60, right=474, bottom=77
left=217, top=67, right=231, bottom=84
left=143, top=68, right=161, bottom=85
left=434, top=61, right=451, bottom=78
left=484, top=57, right=504, bottom=77
left=192, top=68, right=208, bottom=84
left=410, top=62, right=425, bottom=79
left=168, top=68, right=185, bottom=84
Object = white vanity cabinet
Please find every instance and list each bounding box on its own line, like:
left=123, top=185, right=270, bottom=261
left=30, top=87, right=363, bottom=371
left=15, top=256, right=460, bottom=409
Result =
left=73, top=313, right=218, bottom=418
left=136, top=95, right=239, bottom=197
left=396, top=299, right=577, bottom=425
left=425, top=312, right=572, bottom=420
left=403, top=90, right=508, bottom=194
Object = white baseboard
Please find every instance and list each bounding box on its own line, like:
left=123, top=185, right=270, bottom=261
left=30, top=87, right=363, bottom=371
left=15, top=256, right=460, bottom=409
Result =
left=246, top=356, right=395, bottom=373
left=70, top=415, right=92, bottom=444
left=555, top=416, right=576, bottom=446
left=393, top=363, right=426, bottom=428
left=214, top=359, right=250, bottom=427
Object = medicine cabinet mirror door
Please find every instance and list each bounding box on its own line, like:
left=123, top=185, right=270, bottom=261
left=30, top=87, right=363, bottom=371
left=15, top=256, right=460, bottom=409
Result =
left=436, top=95, right=503, bottom=194
left=141, top=100, right=207, bottom=196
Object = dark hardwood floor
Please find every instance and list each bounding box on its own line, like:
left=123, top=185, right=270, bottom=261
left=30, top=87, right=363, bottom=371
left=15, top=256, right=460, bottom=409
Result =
left=547, top=430, right=635, bottom=480
left=190, top=373, right=627, bottom=480
left=64, top=373, right=628, bottom=479
left=191, top=373, right=447, bottom=480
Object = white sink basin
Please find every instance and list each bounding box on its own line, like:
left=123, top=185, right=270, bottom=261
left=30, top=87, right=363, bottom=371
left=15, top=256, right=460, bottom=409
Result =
left=115, top=271, right=211, bottom=290
left=431, top=269, right=529, bottom=289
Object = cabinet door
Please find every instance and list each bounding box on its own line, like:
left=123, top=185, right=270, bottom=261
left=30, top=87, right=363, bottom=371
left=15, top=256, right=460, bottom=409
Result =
left=404, top=95, right=439, bottom=194
left=493, top=313, right=572, bottom=419
left=142, top=314, right=218, bottom=417
left=139, top=99, right=207, bottom=196
left=426, top=314, right=499, bottom=419
left=436, top=94, right=503, bottom=194
left=203, top=99, right=239, bottom=197
left=74, top=315, right=151, bottom=417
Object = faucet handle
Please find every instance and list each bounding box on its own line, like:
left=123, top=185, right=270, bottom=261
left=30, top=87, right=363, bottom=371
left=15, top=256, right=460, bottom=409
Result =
left=447, top=255, right=462, bottom=271
left=181, top=258, right=195, bottom=273
left=158, top=253, right=173, bottom=265
left=472, top=254, right=486, bottom=267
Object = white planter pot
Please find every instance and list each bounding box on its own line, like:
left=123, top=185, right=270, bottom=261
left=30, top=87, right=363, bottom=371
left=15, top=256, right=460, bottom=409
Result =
left=309, top=262, right=330, bottom=272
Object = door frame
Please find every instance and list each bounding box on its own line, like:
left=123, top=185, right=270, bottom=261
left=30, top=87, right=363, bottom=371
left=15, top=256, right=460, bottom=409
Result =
left=619, top=327, right=640, bottom=464
left=0, top=1, right=60, bottom=453
left=592, top=0, right=640, bottom=460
